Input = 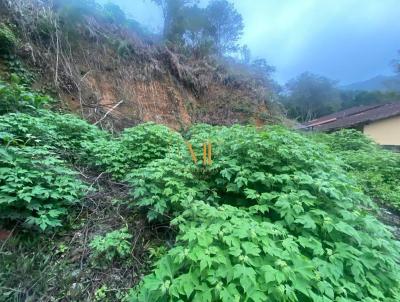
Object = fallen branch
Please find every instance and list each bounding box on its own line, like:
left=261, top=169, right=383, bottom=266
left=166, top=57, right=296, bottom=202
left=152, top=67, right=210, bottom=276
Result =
left=94, top=100, right=124, bottom=125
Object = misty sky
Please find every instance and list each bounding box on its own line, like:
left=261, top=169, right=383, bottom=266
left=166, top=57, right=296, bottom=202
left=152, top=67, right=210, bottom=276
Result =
left=103, top=0, right=400, bottom=85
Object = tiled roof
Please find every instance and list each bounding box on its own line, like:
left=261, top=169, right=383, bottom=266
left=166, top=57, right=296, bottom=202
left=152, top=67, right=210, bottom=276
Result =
left=301, top=103, right=400, bottom=131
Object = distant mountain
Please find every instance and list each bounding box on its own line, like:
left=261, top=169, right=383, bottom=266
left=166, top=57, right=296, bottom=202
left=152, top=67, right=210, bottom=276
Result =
left=341, top=75, right=400, bottom=92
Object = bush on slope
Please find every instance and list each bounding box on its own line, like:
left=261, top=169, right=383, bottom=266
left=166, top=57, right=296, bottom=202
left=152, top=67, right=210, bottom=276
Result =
left=127, top=125, right=400, bottom=301
left=313, top=130, right=400, bottom=210
left=0, top=145, right=88, bottom=230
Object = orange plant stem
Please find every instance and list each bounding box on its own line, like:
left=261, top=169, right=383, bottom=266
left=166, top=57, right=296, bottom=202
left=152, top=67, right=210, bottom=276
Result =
left=186, top=142, right=197, bottom=164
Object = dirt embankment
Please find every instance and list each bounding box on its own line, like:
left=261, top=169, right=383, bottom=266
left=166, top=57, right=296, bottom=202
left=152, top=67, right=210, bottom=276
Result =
left=1, top=0, right=283, bottom=131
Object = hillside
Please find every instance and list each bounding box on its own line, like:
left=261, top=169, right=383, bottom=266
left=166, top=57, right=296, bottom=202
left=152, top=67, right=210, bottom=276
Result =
left=0, top=0, right=282, bottom=130
left=1, top=1, right=400, bottom=302
left=341, top=74, right=400, bottom=92
left=1, top=82, right=400, bottom=300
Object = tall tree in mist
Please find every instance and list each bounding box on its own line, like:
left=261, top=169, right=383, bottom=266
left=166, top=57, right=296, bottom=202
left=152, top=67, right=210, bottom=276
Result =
left=152, top=0, right=244, bottom=56
left=283, top=72, right=341, bottom=121
left=151, top=0, right=199, bottom=42
left=206, top=0, right=244, bottom=54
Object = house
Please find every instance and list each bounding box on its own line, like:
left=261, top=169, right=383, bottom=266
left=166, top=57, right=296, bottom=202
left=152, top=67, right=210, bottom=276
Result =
left=301, top=103, right=400, bottom=147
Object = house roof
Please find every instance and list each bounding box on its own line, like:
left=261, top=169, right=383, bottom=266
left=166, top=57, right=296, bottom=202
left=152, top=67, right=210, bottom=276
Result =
left=301, top=102, right=400, bottom=131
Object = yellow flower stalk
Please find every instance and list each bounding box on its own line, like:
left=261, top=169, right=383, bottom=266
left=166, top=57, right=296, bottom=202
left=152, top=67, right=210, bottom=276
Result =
left=186, top=142, right=197, bottom=164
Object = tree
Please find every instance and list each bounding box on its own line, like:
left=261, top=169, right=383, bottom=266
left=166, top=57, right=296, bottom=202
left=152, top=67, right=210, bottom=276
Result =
left=151, top=0, right=199, bottom=43
left=181, top=5, right=215, bottom=56
left=240, top=45, right=251, bottom=64
left=340, top=90, right=400, bottom=109
left=206, top=0, right=244, bottom=54
left=152, top=0, right=244, bottom=56
left=283, top=72, right=341, bottom=121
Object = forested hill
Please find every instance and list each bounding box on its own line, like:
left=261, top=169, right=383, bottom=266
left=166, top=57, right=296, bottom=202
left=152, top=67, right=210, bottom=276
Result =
left=0, top=0, right=283, bottom=130
left=342, top=75, right=400, bottom=92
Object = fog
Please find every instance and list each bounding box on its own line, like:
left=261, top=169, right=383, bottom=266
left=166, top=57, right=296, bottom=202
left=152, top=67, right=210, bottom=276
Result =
left=101, top=0, right=400, bottom=84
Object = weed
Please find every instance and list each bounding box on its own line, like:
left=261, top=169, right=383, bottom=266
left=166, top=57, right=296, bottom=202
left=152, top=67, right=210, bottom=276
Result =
left=89, top=227, right=133, bottom=263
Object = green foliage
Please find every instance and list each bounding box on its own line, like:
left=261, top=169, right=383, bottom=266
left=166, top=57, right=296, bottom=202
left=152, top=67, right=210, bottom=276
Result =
left=206, top=0, right=244, bottom=54
left=87, top=123, right=183, bottom=180
left=148, top=245, right=168, bottom=261
left=0, top=81, right=52, bottom=115
left=0, top=145, right=88, bottom=230
left=89, top=227, right=133, bottom=262
left=0, top=23, right=17, bottom=55
left=127, top=125, right=400, bottom=301
left=314, top=129, right=400, bottom=209
left=153, top=0, right=243, bottom=55
left=95, top=285, right=109, bottom=301
left=340, top=90, right=400, bottom=110
left=4, top=57, right=36, bottom=85
left=0, top=96, right=103, bottom=230
left=0, top=110, right=109, bottom=161
left=283, top=72, right=341, bottom=122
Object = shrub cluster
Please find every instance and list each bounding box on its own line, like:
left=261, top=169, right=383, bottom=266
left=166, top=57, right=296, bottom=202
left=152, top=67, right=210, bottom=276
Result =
left=86, top=123, right=183, bottom=180
left=0, top=83, right=105, bottom=230
left=0, top=83, right=183, bottom=230
left=0, top=111, right=109, bottom=161
left=1, top=80, right=400, bottom=300
left=0, top=81, right=52, bottom=115
left=0, top=23, right=17, bottom=55
left=0, top=145, right=87, bottom=230
left=127, top=125, right=400, bottom=301
left=314, top=130, right=400, bottom=210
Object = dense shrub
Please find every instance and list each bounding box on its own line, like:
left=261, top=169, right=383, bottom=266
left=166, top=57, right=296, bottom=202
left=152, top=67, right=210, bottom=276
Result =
left=314, top=130, right=400, bottom=209
left=0, top=145, right=88, bottom=230
left=0, top=81, right=52, bottom=115
left=0, top=109, right=104, bottom=230
left=87, top=123, right=183, bottom=180
left=0, top=110, right=109, bottom=160
left=127, top=125, right=400, bottom=301
left=0, top=23, right=17, bottom=55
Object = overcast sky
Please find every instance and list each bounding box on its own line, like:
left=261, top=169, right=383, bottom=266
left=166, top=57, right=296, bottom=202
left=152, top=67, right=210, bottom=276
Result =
left=103, top=0, right=400, bottom=85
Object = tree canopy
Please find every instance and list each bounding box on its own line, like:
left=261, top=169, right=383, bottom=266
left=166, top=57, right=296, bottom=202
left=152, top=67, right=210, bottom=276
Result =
left=152, top=0, right=244, bottom=55
left=282, top=72, right=341, bottom=122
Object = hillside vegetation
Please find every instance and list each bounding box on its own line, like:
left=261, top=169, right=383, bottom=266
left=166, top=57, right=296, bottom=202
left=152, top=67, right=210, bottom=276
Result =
left=0, top=0, right=282, bottom=129
left=1, top=0, right=400, bottom=301
left=1, top=80, right=400, bottom=301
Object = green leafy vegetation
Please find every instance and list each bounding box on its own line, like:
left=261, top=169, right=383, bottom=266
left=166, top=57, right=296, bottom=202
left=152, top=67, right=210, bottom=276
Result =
left=127, top=125, right=400, bottom=301
left=86, top=123, right=183, bottom=180
left=0, top=23, right=17, bottom=55
left=0, top=81, right=52, bottom=115
left=4, top=57, right=36, bottom=85
left=0, top=110, right=109, bottom=161
left=313, top=129, right=400, bottom=210
left=1, top=80, right=399, bottom=301
left=0, top=83, right=91, bottom=230
left=0, top=145, right=88, bottom=230
left=152, top=0, right=244, bottom=55
left=89, top=227, right=133, bottom=263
